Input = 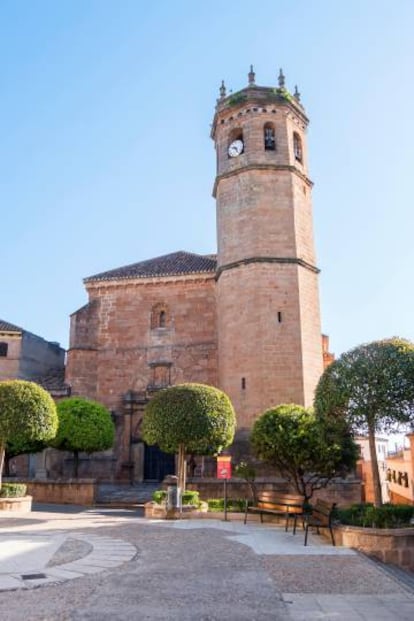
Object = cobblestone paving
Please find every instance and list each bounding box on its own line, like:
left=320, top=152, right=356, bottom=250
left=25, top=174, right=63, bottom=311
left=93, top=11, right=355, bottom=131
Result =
left=262, top=555, right=410, bottom=594
left=0, top=508, right=413, bottom=621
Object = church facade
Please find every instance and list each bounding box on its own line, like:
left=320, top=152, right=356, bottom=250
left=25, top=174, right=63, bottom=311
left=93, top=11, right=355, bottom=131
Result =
left=66, top=68, right=328, bottom=481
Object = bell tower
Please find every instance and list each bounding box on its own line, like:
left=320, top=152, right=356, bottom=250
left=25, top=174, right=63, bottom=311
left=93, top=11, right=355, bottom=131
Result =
left=212, top=67, right=323, bottom=431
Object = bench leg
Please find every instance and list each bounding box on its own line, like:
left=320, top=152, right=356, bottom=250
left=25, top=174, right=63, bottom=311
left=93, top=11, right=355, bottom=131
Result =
left=293, top=514, right=297, bottom=535
left=285, top=514, right=289, bottom=532
left=329, top=527, right=336, bottom=546
left=260, top=512, right=264, bottom=524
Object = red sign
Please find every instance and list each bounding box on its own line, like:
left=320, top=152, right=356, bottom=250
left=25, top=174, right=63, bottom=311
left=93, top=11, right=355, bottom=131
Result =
left=217, top=455, right=232, bottom=480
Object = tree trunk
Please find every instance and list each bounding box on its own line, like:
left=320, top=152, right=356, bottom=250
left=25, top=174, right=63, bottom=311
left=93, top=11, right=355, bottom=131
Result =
left=0, top=443, right=5, bottom=490
left=73, top=450, right=79, bottom=479
left=367, top=421, right=382, bottom=507
left=177, top=444, right=186, bottom=508
left=4, top=453, right=10, bottom=477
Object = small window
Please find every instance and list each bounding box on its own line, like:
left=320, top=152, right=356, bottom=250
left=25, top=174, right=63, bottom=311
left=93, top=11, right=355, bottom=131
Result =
left=151, top=303, right=170, bottom=329
left=293, top=132, right=303, bottom=163
left=241, top=377, right=246, bottom=390
left=264, top=124, right=276, bottom=151
left=0, top=342, right=8, bottom=357
left=153, top=365, right=169, bottom=387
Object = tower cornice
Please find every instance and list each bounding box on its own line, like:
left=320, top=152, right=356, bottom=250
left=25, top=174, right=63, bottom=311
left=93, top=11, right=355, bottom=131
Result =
left=211, top=85, right=308, bottom=140
left=215, top=256, right=320, bottom=280
left=212, top=163, right=313, bottom=198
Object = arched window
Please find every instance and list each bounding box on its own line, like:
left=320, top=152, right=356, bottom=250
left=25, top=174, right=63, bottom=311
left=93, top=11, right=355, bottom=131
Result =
left=227, top=128, right=244, bottom=158
left=264, top=123, right=276, bottom=151
left=0, top=342, right=8, bottom=357
left=293, top=132, right=303, bottom=163
left=151, top=303, right=170, bottom=329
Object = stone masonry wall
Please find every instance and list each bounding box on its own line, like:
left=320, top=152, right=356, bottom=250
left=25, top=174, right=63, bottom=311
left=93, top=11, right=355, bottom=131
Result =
left=66, top=273, right=218, bottom=479
left=0, top=332, right=21, bottom=380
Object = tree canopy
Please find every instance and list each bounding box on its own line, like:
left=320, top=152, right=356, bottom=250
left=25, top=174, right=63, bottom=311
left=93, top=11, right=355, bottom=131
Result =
left=0, top=380, right=58, bottom=486
left=142, top=383, right=236, bottom=492
left=250, top=403, right=357, bottom=501
left=314, top=337, right=414, bottom=505
left=50, top=397, right=114, bottom=477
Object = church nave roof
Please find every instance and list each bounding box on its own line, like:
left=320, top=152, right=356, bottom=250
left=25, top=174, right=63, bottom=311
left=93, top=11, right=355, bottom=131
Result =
left=84, top=250, right=217, bottom=283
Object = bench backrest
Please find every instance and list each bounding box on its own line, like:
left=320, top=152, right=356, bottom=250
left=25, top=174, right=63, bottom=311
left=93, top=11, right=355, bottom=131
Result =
left=311, top=499, right=336, bottom=525
left=256, top=492, right=304, bottom=513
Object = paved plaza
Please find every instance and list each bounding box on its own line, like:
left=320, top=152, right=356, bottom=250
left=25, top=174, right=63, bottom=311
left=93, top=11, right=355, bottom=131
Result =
left=1, top=505, right=414, bottom=620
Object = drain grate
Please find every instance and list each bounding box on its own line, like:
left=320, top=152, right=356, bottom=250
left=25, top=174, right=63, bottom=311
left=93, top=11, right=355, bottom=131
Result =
left=21, top=573, right=47, bottom=580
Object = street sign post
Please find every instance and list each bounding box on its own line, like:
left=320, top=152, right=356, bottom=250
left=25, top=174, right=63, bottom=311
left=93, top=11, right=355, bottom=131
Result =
left=217, top=455, right=232, bottom=521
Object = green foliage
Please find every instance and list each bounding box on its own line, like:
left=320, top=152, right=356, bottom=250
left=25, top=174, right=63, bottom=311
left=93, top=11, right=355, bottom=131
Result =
left=152, top=489, right=200, bottom=507
left=142, top=383, right=236, bottom=456
left=51, top=397, right=114, bottom=454
left=234, top=461, right=256, bottom=481
left=6, top=437, right=46, bottom=459
left=182, top=490, right=200, bottom=506
left=251, top=404, right=357, bottom=501
left=0, top=483, right=27, bottom=497
left=337, top=503, right=414, bottom=529
left=207, top=498, right=246, bottom=512
left=227, top=92, right=247, bottom=106
left=152, top=490, right=167, bottom=504
left=272, top=87, right=294, bottom=103
left=314, top=338, right=414, bottom=435
left=0, top=380, right=58, bottom=445
left=314, top=338, right=414, bottom=506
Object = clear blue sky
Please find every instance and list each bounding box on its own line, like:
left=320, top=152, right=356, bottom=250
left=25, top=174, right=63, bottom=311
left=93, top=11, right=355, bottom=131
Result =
left=1, top=0, right=413, bottom=356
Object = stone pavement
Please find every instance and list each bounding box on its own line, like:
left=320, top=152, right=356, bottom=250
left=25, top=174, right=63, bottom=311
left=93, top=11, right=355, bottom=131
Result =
left=0, top=505, right=413, bottom=620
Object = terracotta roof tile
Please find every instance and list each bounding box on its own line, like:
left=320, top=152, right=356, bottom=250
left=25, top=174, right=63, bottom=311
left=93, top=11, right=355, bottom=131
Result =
left=84, top=251, right=217, bottom=283
left=33, top=369, right=70, bottom=395
left=0, top=319, right=23, bottom=333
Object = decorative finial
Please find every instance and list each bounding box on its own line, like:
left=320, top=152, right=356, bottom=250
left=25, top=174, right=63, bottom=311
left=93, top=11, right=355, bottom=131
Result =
left=248, top=65, right=255, bottom=86
left=294, top=85, right=301, bottom=102
left=278, top=68, right=285, bottom=88
left=219, top=80, right=226, bottom=99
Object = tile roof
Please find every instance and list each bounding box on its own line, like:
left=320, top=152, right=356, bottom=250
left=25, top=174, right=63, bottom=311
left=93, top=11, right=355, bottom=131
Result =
left=0, top=319, right=23, bottom=333
left=84, top=251, right=217, bottom=283
left=33, top=369, right=70, bottom=395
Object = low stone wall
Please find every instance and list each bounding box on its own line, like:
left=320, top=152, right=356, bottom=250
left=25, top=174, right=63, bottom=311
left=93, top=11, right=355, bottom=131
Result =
left=186, top=478, right=362, bottom=506
left=333, top=525, right=414, bottom=571
left=23, top=480, right=96, bottom=506
left=0, top=496, right=32, bottom=512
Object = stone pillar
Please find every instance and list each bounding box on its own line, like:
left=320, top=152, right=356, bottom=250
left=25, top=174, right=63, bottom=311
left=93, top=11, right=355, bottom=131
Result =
left=132, top=443, right=144, bottom=483
left=34, top=449, right=48, bottom=480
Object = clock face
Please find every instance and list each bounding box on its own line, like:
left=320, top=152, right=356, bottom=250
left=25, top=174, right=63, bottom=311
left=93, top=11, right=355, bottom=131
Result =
left=228, top=139, right=244, bottom=157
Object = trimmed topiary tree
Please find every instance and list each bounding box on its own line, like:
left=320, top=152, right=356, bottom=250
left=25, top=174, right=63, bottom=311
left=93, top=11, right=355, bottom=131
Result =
left=0, top=380, right=58, bottom=489
left=314, top=338, right=414, bottom=507
left=142, top=383, right=236, bottom=494
left=251, top=403, right=357, bottom=502
left=50, top=397, right=115, bottom=478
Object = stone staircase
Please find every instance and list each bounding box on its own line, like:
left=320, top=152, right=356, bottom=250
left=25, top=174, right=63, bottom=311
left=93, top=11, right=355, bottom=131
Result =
left=95, top=482, right=160, bottom=507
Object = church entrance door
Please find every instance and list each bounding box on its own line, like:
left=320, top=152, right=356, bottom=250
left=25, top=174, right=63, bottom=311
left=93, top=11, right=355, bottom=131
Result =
left=144, top=444, right=175, bottom=482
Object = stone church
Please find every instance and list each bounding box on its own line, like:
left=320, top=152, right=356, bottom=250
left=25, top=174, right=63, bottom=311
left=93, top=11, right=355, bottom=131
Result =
left=66, top=68, right=331, bottom=482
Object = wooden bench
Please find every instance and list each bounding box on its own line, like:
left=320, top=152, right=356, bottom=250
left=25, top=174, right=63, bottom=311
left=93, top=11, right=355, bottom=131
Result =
left=304, top=499, right=336, bottom=546
left=244, top=492, right=305, bottom=534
